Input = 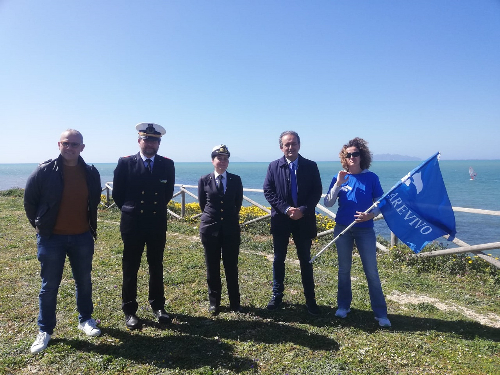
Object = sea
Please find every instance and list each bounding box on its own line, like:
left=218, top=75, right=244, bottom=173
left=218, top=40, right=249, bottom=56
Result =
left=2, top=160, right=499, bottom=257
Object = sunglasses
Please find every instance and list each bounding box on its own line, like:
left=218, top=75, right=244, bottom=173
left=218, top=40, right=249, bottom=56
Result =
left=60, top=142, right=81, bottom=148
left=346, top=151, right=360, bottom=158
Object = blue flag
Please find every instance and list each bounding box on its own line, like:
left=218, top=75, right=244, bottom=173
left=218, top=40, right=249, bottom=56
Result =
left=378, top=152, right=456, bottom=253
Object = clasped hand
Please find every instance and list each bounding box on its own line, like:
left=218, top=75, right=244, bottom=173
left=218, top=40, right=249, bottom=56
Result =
left=287, top=207, right=303, bottom=220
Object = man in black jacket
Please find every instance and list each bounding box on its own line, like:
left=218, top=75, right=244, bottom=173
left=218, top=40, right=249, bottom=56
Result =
left=112, top=123, right=175, bottom=329
left=263, top=131, right=322, bottom=315
left=24, top=129, right=102, bottom=354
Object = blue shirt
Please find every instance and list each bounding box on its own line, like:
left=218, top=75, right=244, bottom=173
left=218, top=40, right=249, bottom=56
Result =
left=327, top=170, right=383, bottom=228
left=140, top=153, right=155, bottom=170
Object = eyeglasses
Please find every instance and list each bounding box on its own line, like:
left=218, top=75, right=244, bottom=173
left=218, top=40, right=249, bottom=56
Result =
left=346, top=151, right=360, bottom=158
left=60, top=142, right=81, bottom=148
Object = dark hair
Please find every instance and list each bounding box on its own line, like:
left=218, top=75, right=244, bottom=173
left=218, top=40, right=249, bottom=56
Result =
left=279, top=131, right=300, bottom=148
left=339, top=137, right=372, bottom=171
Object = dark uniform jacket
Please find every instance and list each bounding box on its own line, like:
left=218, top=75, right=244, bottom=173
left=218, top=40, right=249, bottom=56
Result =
left=112, top=152, right=175, bottom=233
left=24, top=155, right=102, bottom=239
left=263, top=154, right=322, bottom=238
left=198, top=172, right=243, bottom=236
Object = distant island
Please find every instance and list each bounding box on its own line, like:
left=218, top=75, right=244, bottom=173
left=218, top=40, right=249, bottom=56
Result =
left=373, top=154, right=421, bottom=161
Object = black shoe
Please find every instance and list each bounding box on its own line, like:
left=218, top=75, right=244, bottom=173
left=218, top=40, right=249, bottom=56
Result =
left=306, top=300, right=320, bottom=316
left=153, top=309, right=171, bottom=324
left=231, top=305, right=244, bottom=313
left=125, top=314, right=141, bottom=330
left=208, top=304, right=220, bottom=316
left=267, top=295, right=282, bottom=311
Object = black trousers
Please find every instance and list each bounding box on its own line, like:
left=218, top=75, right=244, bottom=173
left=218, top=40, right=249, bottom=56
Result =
left=201, top=231, right=240, bottom=308
left=121, top=229, right=166, bottom=314
left=272, top=221, right=316, bottom=302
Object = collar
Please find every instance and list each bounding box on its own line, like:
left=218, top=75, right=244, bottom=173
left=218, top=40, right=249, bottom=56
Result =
left=279, top=154, right=300, bottom=168
left=214, top=171, right=227, bottom=181
left=214, top=171, right=227, bottom=179
left=286, top=158, right=298, bottom=168
left=139, top=153, right=155, bottom=162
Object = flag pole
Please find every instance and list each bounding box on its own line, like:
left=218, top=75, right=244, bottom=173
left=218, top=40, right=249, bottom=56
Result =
left=309, top=152, right=443, bottom=263
left=309, top=174, right=406, bottom=264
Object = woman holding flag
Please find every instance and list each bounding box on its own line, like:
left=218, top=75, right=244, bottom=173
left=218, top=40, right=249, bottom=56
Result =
left=324, top=137, right=391, bottom=328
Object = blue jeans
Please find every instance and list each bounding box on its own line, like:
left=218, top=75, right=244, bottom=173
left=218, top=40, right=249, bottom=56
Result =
left=36, top=232, right=95, bottom=334
left=334, top=225, right=387, bottom=318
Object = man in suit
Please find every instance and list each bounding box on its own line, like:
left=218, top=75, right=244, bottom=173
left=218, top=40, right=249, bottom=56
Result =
left=263, top=130, right=322, bottom=315
left=112, top=123, right=175, bottom=329
left=198, top=145, right=244, bottom=315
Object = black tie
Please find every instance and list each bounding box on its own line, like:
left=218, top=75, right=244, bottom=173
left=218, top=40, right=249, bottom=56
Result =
left=146, top=159, right=152, bottom=172
left=217, top=175, right=224, bottom=195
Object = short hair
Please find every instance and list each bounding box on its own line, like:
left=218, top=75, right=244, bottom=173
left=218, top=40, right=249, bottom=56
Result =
left=339, top=137, right=372, bottom=171
left=61, top=129, right=83, bottom=143
left=279, top=131, right=300, bottom=148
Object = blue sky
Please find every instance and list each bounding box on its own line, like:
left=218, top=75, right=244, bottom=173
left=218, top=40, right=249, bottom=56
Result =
left=1, top=0, right=499, bottom=163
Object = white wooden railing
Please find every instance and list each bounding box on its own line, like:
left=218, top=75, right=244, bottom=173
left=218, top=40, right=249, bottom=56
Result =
left=102, top=183, right=500, bottom=268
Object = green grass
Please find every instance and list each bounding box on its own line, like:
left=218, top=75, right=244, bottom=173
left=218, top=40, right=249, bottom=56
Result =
left=0, top=189, right=499, bottom=374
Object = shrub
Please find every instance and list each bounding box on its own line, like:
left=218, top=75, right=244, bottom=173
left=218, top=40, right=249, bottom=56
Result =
left=0, top=188, right=24, bottom=197
left=316, top=212, right=336, bottom=233
left=168, top=201, right=201, bottom=219
left=387, top=242, right=500, bottom=285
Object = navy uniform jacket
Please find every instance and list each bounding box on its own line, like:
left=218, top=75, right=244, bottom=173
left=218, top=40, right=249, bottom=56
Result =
left=263, top=154, right=322, bottom=238
left=112, top=152, right=175, bottom=233
left=198, top=172, right=243, bottom=236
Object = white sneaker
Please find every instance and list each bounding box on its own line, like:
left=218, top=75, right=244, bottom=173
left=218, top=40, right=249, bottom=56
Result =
left=78, top=318, right=101, bottom=337
left=335, top=308, right=351, bottom=318
left=375, top=317, right=392, bottom=327
left=30, top=331, right=51, bottom=354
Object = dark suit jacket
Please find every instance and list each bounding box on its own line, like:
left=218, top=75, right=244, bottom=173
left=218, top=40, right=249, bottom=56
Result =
left=263, top=154, right=322, bottom=238
left=198, top=172, right=243, bottom=236
left=112, top=152, right=175, bottom=233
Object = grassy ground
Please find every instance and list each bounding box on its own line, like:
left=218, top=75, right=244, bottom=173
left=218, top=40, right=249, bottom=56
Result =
left=0, top=189, right=499, bottom=375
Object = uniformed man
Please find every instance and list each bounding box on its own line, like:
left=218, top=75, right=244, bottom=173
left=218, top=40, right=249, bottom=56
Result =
left=112, top=123, right=175, bottom=329
left=198, top=145, right=243, bottom=315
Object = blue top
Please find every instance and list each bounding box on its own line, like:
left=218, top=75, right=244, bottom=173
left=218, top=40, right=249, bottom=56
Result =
left=325, top=170, right=383, bottom=228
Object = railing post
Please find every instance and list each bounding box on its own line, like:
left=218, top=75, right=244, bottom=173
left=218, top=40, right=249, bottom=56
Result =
left=181, top=189, right=186, bottom=218
left=106, top=186, right=111, bottom=205
left=391, top=232, right=398, bottom=247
